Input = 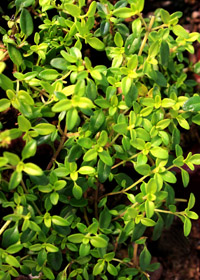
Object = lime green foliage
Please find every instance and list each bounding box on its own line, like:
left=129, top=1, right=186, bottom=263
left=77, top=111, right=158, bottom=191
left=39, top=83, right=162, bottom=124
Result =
left=0, top=0, right=200, bottom=279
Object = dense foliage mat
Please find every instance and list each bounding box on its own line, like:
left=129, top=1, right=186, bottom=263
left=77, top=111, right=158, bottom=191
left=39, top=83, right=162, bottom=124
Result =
left=0, top=0, right=200, bottom=279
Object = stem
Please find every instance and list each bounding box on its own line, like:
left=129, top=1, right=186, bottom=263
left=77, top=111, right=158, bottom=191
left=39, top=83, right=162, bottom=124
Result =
left=101, top=175, right=149, bottom=199
left=175, top=198, right=187, bottom=203
left=29, top=85, right=50, bottom=98
left=138, top=16, right=155, bottom=56
left=84, top=207, right=90, bottom=226
left=112, top=258, right=132, bottom=266
left=138, top=12, right=148, bottom=30
left=64, top=260, right=74, bottom=278
left=0, top=220, right=11, bottom=236
left=0, top=50, right=8, bottom=61
left=154, top=208, right=182, bottom=216
left=133, top=243, right=138, bottom=266
left=46, top=125, right=67, bottom=170
left=152, top=23, right=168, bottom=31
left=111, top=152, right=142, bottom=170
left=110, top=133, right=120, bottom=145
left=16, top=80, right=20, bottom=92
left=21, top=180, right=42, bottom=215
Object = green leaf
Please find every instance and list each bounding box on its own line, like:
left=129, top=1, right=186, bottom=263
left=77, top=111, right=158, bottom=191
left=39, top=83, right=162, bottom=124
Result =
left=87, top=37, right=105, bottom=51
left=97, top=130, right=108, bottom=147
left=122, top=76, right=132, bottom=95
left=97, top=160, right=111, bottom=183
left=50, top=58, right=69, bottom=71
left=34, top=123, right=56, bottom=135
left=83, top=149, right=98, bottom=162
left=37, top=249, right=47, bottom=266
left=190, top=154, right=200, bottom=165
left=72, top=184, right=83, bottom=200
left=15, top=0, right=35, bottom=8
left=18, top=115, right=31, bottom=131
left=20, top=8, right=34, bottom=37
left=52, top=99, right=72, bottom=112
left=45, top=244, right=59, bottom=252
left=23, top=163, right=43, bottom=176
left=176, top=115, right=190, bottom=130
left=135, top=164, right=151, bottom=176
left=114, top=32, right=123, bottom=47
left=68, top=233, right=85, bottom=243
left=52, top=215, right=70, bottom=226
left=99, top=206, right=112, bottom=229
left=99, top=150, right=113, bottom=166
left=6, top=244, right=23, bottom=254
left=29, top=244, right=43, bottom=251
left=150, top=147, right=168, bottom=159
left=47, top=251, right=63, bottom=271
left=146, top=178, right=157, bottom=194
left=160, top=41, right=169, bottom=66
left=90, top=236, right=108, bottom=248
left=192, top=114, right=200, bottom=125
left=181, top=168, right=189, bottom=187
left=42, top=267, right=55, bottom=280
left=87, top=1, right=97, bottom=17
left=130, top=0, right=144, bottom=13
left=78, top=166, right=95, bottom=175
left=160, top=9, right=170, bottom=24
left=107, top=263, right=118, bottom=276
left=113, top=7, right=136, bottom=18
left=22, top=139, right=37, bottom=160
left=173, top=25, right=189, bottom=39
left=183, top=217, right=192, bottom=236
left=183, top=96, right=200, bottom=112
left=5, top=255, right=20, bottom=268
left=186, top=211, right=198, bottom=220
left=145, top=200, right=155, bottom=218
left=2, top=225, right=20, bottom=248
left=93, top=260, right=105, bottom=276
left=72, top=96, right=95, bottom=109
left=8, top=44, right=23, bottom=67
left=188, top=193, right=195, bottom=210
left=0, top=157, right=8, bottom=167
left=9, top=171, right=22, bottom=190
left=113, top=123, right=128, bottom=134
left=0, top=99, right=10, bottom=112
left=50, top=192, right=59, bottom=205
left=161, top=98, right=176, bottom=108
left=156, top=119, right=171, bottom=130
left=66, top=108, right=78, bottom=131
left=39, top=69, right=60, bottom=81
left=64, top=3, right=81, bottom=17
left=103, top=252, right=115, bottom=262
left=0, top=73, right=14, bottom=91
left=161, top=171, right=177, bottom=183
left=141, top=218, right=156, bottom=227
left=139, top=247, right=151, bottom=270
left=3, top=151, right=20, bottom=165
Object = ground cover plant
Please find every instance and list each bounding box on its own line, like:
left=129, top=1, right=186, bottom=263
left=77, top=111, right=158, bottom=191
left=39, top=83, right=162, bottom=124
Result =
left=0, top=0, right=200, bottom=279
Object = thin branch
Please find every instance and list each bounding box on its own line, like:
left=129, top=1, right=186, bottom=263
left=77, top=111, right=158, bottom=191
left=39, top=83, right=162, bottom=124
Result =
left=0, top=220, right=11, bottom=236
left=46, top=125, right=67, bottom=170
left=138, top=16, right=155, bottom=56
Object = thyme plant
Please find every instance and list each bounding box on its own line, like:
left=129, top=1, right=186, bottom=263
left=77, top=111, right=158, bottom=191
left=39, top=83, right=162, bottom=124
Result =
left=0, top=0, right=200, bottom=279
